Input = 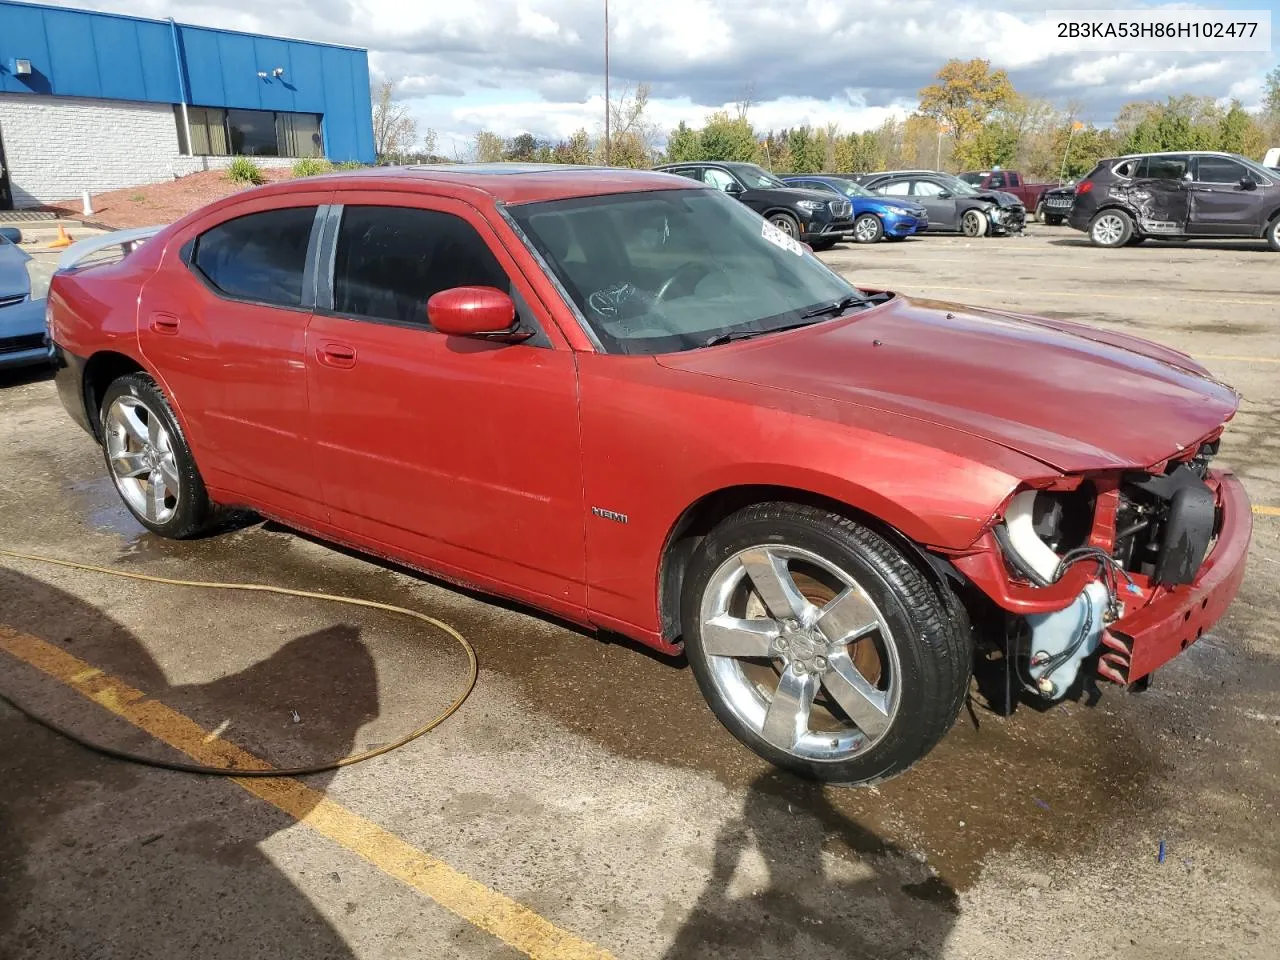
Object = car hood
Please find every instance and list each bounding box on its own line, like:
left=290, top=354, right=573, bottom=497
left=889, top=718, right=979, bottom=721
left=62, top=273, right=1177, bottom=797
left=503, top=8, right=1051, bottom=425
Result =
left=0, top=245, right=32, bottom=299
left=973, top=190, right=1023, bottom=208
left=748, top=186, right=837, bottom=204
left=657, top=295, right=1238, bottom=474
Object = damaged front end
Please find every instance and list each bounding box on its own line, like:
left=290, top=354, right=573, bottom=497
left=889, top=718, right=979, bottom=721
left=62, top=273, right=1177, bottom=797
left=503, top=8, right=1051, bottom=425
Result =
left=946, top=434, right=1252, bottom=701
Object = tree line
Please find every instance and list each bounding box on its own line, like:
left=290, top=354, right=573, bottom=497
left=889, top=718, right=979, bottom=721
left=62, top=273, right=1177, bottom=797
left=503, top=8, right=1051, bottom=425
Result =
left=376, top=60, right=1280, bottom=180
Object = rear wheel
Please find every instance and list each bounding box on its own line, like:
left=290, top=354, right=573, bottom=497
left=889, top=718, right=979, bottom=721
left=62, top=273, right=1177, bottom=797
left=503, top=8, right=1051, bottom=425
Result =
left=100, top=373, right=219, bottom=539
left=1088, top=210, right=1133, bottom=247
left=961, top=209, right=988, bottom=238
left=1267, top=215, right=1280, bottom=252
left=682, top=502, right=972, bottom=785
left=852, top=214, right=884, bottom=244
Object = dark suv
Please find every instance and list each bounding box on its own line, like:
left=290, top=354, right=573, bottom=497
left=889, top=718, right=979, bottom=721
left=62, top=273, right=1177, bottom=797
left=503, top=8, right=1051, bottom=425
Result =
left=653, top=162, right=854, bottom=250
left=1068, top=151, right=1280, bottom=250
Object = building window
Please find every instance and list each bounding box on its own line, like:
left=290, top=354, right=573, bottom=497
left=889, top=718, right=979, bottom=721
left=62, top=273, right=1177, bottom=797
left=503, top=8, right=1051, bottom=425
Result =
left=175, top=107, right=323, bottom=158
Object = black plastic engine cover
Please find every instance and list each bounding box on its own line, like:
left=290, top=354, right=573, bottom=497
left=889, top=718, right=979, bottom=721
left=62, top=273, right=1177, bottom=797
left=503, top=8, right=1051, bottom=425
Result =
left=1153, top=481, right=1216, bottom=586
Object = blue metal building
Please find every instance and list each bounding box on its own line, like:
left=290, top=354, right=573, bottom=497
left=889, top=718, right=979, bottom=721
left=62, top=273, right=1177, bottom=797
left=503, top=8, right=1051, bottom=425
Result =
left=0, top=0, right=374, bottom=208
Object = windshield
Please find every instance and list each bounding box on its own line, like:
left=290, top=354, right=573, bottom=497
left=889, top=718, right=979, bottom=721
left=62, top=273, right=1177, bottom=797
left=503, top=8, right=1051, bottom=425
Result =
left=935, top=173, right=981, bottom=196
left=831, top=178, right=872, bottom=198
left=957, top=173, right=985, bottom=185
left=1236, top=154, right=1279, bottom=180
left=508, top=188, right=863, bottom=355
left=734, top=164, right=788, bottom=189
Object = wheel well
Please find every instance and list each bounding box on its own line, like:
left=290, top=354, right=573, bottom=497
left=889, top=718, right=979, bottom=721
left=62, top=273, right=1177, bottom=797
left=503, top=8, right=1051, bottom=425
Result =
left=656, top=485, right=950, bottom=642
left=764, top=208, right=800, bottom=223
left=82, top=351, right=145, bottom=438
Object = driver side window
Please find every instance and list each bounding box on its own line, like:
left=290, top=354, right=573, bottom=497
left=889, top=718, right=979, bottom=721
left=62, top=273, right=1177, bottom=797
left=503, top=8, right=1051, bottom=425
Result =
left=881, top=180, right=911, bottom=196
left=911, top=180, right=946, bottom=197
left=702, top=168, right=741, bottom=192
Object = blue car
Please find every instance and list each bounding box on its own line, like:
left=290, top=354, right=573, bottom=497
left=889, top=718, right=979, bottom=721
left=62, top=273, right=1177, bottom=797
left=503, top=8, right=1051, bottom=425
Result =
left=782, top=175, right=929, bottom=243
left=0, top=227, right=50, bottom=372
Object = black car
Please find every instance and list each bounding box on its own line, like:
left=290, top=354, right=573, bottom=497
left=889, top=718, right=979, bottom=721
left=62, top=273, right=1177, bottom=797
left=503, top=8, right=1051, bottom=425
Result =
left=1068, top=151, right=1280, bottom=250
left=653, top=162, right=854, bottom=250
left=853, top=170, right=1025, bottom=236
left=1039, top=184, right=1075, bottom=225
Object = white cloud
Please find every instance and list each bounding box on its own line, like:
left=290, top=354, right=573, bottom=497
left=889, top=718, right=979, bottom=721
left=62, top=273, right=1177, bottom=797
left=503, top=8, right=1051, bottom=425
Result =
left=35, top=0, right=1278, bottom=144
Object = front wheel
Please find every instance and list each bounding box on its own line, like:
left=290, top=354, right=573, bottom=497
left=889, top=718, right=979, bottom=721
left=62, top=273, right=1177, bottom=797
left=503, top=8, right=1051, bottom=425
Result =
left=682, top=502, right=972, bottom=785
left=1033, top=202, right=1045, bottom=223
left=100, top=373, right=219, bottom=539
left=852, top=213, right=884, bottom=244
left=960, top=209, right=988, bottom=238
left=1088, top=209, right=1133, bottom=247
left=1267, top=215, right=1280, bottom=252
left=768, top=212, right=800, bottom=238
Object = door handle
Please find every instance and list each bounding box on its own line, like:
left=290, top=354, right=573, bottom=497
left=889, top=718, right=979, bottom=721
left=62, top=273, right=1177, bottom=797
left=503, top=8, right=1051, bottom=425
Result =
left=149, top=312, right=181, bottom=335
left=317, top=341, right=357, bottom=369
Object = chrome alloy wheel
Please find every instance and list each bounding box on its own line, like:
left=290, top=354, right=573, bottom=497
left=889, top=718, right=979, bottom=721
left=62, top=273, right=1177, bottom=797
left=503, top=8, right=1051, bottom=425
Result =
left=105, top=395, right=181, bottom=525
left=854, top=217, right=881, bottom=242
left=697, top=545, right=901, bottom=762
left=1092, top=213, right=1125, bottom=246
left=769, top=214, right=798, bottom=237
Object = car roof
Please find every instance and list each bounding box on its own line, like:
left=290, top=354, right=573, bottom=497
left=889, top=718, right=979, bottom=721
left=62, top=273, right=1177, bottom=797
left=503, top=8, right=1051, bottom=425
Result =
left=1110, top=150, right=1244, bottom=161
left=223, top=163, right=699, bottom=206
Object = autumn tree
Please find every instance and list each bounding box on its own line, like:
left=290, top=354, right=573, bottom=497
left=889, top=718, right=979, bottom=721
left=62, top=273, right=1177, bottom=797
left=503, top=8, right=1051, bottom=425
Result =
left=918, top=59, right=1016, bottom=168
left=473, top=130, right=505, bottom=162
left=551, top=128, right=595, bottom=164
left=698, top=111, right=759, bottom=162
left=371, top=81, right=418, bottom=163
left=664, top=121, right=703, bottom=162
left=602, top=83, right=658, bottom=167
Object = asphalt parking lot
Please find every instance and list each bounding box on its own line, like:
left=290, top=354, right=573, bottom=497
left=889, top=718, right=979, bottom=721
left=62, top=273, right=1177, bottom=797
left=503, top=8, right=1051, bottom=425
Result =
left=3, top=229, right=1279, bottom=959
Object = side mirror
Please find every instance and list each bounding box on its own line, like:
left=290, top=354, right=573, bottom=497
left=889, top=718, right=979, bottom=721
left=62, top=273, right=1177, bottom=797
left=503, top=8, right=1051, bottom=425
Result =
left=0, top=227, right=21, bottom=244
left=1240, top=176, right=1258, bottom=191
left=937, top=190, right=952, bottom=199
left=724, top=181, right=744, bottom=196
left=426, top=286, right=532, bottom=342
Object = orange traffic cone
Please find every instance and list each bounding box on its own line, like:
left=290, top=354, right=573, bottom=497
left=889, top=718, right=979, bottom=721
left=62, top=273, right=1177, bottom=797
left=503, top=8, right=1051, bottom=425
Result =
left=47, top=225, right=74, bottom=250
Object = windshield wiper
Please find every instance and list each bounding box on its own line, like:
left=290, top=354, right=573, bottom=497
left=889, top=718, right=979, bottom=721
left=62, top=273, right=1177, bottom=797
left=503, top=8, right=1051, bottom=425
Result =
left=701, top=319, right=824, bottom=348
left=800, top=293, right=881, bottom=320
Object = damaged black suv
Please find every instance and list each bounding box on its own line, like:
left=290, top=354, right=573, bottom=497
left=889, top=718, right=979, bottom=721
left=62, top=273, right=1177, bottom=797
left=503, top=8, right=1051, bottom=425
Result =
left=1069, top=151, right=1280, bottom=250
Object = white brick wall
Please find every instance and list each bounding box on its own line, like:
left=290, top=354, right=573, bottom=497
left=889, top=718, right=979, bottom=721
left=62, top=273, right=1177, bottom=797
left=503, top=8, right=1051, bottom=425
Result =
left=0, top=93, right=294, bottom=208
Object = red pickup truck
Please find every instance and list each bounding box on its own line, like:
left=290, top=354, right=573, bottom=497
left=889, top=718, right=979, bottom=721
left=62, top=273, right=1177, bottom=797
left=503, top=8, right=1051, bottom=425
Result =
left=958, top=170, right=1057, bottom=221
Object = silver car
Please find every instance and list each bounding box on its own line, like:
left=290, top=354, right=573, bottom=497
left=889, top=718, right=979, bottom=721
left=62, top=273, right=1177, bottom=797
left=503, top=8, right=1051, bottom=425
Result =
left=0, top=227, right=50, bottom=371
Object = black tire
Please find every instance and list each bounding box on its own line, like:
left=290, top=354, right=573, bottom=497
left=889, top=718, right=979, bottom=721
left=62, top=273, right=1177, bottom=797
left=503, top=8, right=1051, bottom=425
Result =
left=808, top=238, right=836, bottom=252
left=681, top=502, right=972, bottom=785
left=1267, top=215, right=1280, bottom=252
left=1045, top=215, right=1065, bottom=226
left=1125, top=235, right=1146, bottom=246
left=1033, top=202, right=1045, bottom=223
left=768, top=212, right=801, bottom=238
left=852, top=213, right=884, bottom=244
left=99, top=372, right=219, bottom=539
left=1088, top=209, right=1133, bottom=248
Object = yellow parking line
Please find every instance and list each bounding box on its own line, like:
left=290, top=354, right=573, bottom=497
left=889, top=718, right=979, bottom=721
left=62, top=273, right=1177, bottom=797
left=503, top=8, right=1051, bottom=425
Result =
left=0, top=626, right=615, bottom=960
left=1255, top=505, right=1280, bottom=517
left=1197, top=354, right=1280, bottom=364
left=854, top=281, right=1278, bottom=308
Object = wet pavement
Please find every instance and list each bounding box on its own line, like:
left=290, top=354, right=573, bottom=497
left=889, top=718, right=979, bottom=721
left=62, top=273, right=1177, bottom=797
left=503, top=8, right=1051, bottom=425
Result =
left=3, top=231, right=1279, bottom=958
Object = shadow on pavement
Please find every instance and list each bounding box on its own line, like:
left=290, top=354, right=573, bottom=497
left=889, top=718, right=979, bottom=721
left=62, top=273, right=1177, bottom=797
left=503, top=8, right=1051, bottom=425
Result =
left=663, top=771, right=958, bottom=960
left=0, top=567, right=376, bottom=959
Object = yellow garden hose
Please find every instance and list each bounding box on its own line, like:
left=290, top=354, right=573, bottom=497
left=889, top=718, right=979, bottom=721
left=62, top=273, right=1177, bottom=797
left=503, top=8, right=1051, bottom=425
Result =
left=0, top=547, right=478, bottom=776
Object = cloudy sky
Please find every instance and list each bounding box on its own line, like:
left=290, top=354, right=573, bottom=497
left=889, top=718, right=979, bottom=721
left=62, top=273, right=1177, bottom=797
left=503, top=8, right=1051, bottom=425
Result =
left=39, top=0, right=1280, bottom=153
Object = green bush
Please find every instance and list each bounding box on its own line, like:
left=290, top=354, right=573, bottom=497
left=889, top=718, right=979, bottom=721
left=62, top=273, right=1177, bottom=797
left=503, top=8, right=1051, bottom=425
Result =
left=226, top=156, right=265, bottom=185
left=334, top=160, right=367, bottom=170
left=291, top=157, right=333, bottom=177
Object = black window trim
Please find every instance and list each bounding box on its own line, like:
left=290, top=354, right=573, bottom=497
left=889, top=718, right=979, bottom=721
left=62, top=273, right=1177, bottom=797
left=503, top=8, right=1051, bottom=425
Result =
left=186, top=204, right=326, bottom=313
left=311, top=201, right=552, bottom=348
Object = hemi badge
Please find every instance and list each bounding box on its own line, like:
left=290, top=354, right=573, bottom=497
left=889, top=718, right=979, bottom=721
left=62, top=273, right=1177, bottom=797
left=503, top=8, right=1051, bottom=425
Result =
left=591, top=507, right=629, bottom=524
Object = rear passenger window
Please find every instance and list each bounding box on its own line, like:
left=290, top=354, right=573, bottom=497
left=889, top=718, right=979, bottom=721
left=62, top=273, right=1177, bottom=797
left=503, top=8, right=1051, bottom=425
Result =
left=881, top=181, right=911, bottom=196
left=333, top=206, right=509, bottom=327
left=192, top=206, right=317, bottom=307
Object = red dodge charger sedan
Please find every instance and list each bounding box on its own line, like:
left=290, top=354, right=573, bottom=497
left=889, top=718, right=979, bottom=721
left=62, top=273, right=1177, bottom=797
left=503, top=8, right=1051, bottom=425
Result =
left=48, top=164, right=1251, bottom=784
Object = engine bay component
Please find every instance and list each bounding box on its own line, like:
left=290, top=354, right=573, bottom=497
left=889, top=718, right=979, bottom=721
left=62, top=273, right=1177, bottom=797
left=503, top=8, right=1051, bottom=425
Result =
left=1116, top=460, right=1218, bottom=586
left=1024, top=580, right=1109, bottom=698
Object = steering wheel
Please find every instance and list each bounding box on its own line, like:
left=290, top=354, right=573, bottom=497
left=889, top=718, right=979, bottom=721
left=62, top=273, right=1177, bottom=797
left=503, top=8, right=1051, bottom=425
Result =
left=655, top=262, right=714, bottom=302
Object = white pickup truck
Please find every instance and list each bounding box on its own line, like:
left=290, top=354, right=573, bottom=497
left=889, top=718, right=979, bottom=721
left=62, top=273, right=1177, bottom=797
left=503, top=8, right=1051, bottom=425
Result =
left=1265, top=147, right=1279, bottom=170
